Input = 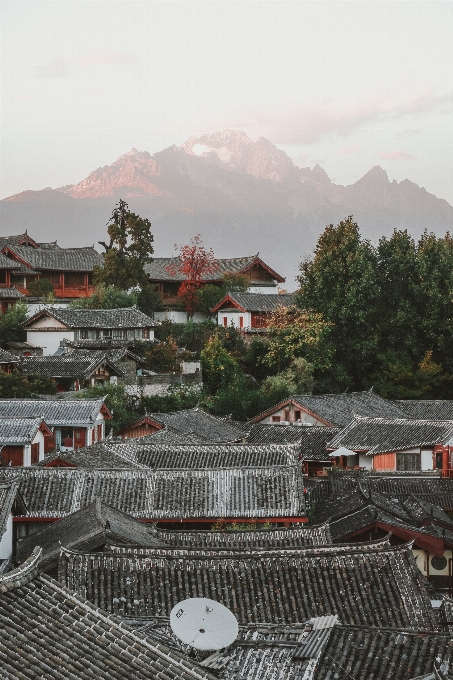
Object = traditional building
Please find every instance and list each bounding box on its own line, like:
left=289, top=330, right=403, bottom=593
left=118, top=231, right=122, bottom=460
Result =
left=23, top=306, right=156, bottom=356
left=0, top=398, right=111, bottom=454
left=0, top=232, right=103, bottom=298
left=250, top=389, right=407, bottom=426
left=327, top=417, right=453, bottom=476
left=0, top=548, right=216, bottom=680
left=146, top=254, right=286, bottom=307
left=0, top=418, right=52, bottom=466
left=58, top=538, right=436, bottom=629
left=211, top=292, right=295, bottom=333
left=18, top=354, right=124, bottom=392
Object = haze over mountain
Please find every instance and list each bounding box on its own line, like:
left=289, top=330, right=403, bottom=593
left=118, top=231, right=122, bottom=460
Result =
left=2, top=130, right=453, bottom=285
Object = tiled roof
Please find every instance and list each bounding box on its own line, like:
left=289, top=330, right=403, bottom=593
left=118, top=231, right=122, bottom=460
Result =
left=0, top=233, right=36, bottom=248
left=143, top=523, right=331, bottom=549
left=1, top=465, right=303, bottom=519
left=314, top=625, right=453, bottom=680
left=106, top=442, right=301, bottom=469
left=59, top=540, right=436, bottom=629
left=402, top=495, right=453, bottom=528
left=213, top=292, right=295, bottom=313
left=24, top=305, right=155, bottom=329
left=36, top=441, right=142, bottom=469
left=6, top=244, right=103, bottom=271
left=328, top=472, right=453, bottom=510
left=0, top=397, right=107, bottom=426
left=62, top=346, right=143, bottom=365
left=145, top=255, right=277, bottom=282
left=0, top=417, right=45, bottom=445
left=440, top=597, right=453, bottom=633
left=146, top=407, right=247, bottom=443
left=246, top=424, right=340, bottom=460
left=18, top=354, right=124, bottom=379
left=251, top=390, right=408, bottom=427
left=0, top=252, right=21, bottom=269
left=0, top=349, right=19, bottom=364
left=0, top=549, right=216, bottom=680
left=16, top=499, right=163, bottom=569
left=0, top=287, right=25, bottom=299
left=397, top=400, right=453, bottom=421
left=327, top=417, right=453, bottom=454
left=132, top=426, right=208, bottom=445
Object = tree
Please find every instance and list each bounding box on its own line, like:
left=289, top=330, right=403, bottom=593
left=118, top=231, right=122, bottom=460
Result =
left=263, top=305, right=332, bottom=374
left=71, top=284, right=137, bottom=309
left=200, top=335, right=242, bottom=393
left=95, top=199, right=154, bottom=289
left=75, top=383, right=139, bottom=435
left=0, top=303, right=27, bottom=347
left=136, top=284, right=163, bottom=316
left=166, top=235, right=219, bottom=318
left=27, top=278, right=55, bottom=298
left=142, top=336, right=192, bottom=373
left=297, top=216, right=379, bottom=390
left=0, top=371, right=56, bottom=398
left=196, top=271, right=250, bottom=316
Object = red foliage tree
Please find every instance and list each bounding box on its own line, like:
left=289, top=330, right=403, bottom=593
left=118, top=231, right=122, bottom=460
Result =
left=166, top=235, right=219, bottom=317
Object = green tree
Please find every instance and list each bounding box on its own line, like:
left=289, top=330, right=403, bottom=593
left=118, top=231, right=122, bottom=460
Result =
left=0, top=371, right=56, bottom=398
left=95, top=199, right=154, bottom=289
left=137, top=284, right=163, bottom=316
left=75, top=383, right=139, bottom=435
left=297, top=216, right=379, bottom=390
left=27, top=278, right=55, bottom=298
left=200, top=335, right=242, bottom=393
left=71, top=284, right=138, bottom=309
left=0, top=303, right=27, bottom=347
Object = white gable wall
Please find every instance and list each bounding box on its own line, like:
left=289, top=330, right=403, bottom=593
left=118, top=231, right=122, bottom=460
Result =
left=216, top=310, right=252, bottom=329
left=0, top=513, right=13, bottom=560
left=26, top=330, right=75, bottom=355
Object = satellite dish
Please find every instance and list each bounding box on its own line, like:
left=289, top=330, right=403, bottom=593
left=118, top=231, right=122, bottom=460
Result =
left=170, top=597, right=238, bottom=650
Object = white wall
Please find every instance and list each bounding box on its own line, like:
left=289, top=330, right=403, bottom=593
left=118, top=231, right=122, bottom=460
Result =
left=154, top=311, right=206, bottom=323
left=216, top=311, right=251, bottom=329
left=0, top=514, right=13, bottom=560
left=26, top=302, right=69, bottom=317
left=249, top=285, right=278, bottom=294
left=26, top=330, right=75, bottom=356
left=182, top=361, right=201, bottom=374
left=358, top=453, right=373, bottom=470
left=421, top=450, right=434, bottom=470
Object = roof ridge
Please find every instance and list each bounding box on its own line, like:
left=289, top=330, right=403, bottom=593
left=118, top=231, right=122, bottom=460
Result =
left=0, top=547, right=42, bottom=593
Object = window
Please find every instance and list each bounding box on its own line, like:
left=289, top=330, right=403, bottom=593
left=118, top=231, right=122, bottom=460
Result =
left=102, top=329, right=112, bottom=339
left=435, top=452, right=443, bottom=469
left=61, top=429, right=74, bottom=448
left=272, top=416, right=281, bottom=423
left=80, top=329, right=88, bottom=340
left=64, top=272, right=85, bottom=287
left=0, top=270, right=6, bottom=284
left=42, top=272, right=60, bottom=286
left=113, top=329, right=127, bottom=339
left=223, top=317, right=228, bottom=327
left=431, top=555, right=447, bottom=571
left=142, top=328, right=150, bottom=339
left=295, top=411, right=301, bottom=421
left=239, top=316, right=244, bottom=329
left=396, top=452, right=421, bottom=471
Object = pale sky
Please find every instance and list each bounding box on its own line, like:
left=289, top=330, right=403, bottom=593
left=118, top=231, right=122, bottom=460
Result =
left=1, top=1, right=452, bottom=203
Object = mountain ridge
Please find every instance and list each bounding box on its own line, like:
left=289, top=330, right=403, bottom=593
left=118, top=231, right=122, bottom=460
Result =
left=2, top=130, right=452, bottom=283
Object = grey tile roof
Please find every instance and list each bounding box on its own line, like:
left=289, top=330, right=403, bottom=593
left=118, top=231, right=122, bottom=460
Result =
left=0, top=549, right=216, bottom=680
left=35, top=441, right=142, bottom=469
left=328, top=472, right=453, bottom=510
left=440, top=597, right=453, bottom=633
left=327, top=417, right=453, bottom=454
left=108, top=442, right=301, bottom=469
left=0, top=287, right=25, bottom=299
left=0, top=417, right=45, bottom=445
left=1, top=465, right=303, bottom=519
left=58, top=539, right=436, bottom=629
left=0, top=349, right=19, bottom=364
left=314, top=625, right=453, bottom=680
left=62, top=346, right=144, bottom=365
left=6, top=244, right=103, bottom=271
left=246, top=424, right=340, bottom=460
left=145, top=255, right=280, bottom=282
left=132, top=426, right=208, bottom=445
left=16, top=499, right=164, bottom=569
left=0, top=252, right=21, bottom=269
left=146, top=408, right=247, bottom=443
left=144, top=522, right=331, bottom=549
left=402, top=495, right=453, bottom=528
left=251, top=390, right=408, bottom=427
left=18, top=354, right=124, bottom=379
left=214, top=292, right=295, bottom=313
left=0, top=397, right=107, bottom=426
left=397, top=400, right=453, bottom=421
left=25, top=305, right=156, bottom=329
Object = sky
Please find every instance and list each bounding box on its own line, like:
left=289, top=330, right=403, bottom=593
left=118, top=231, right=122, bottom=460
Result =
left=1, top=0, right=452, bottom=203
